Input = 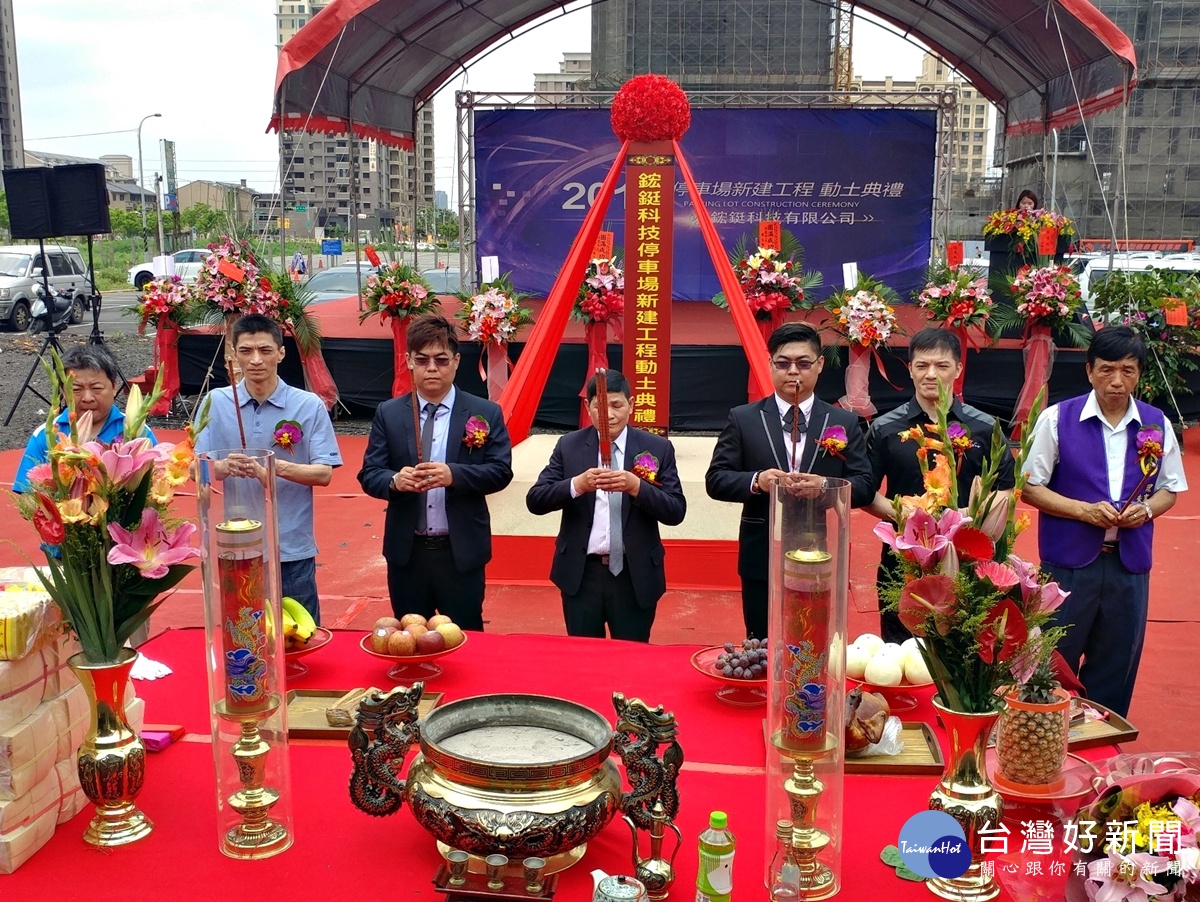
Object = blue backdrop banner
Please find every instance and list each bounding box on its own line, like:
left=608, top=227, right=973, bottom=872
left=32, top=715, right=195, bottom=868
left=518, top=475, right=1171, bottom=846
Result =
left=474, top=107, right=936, bottom=302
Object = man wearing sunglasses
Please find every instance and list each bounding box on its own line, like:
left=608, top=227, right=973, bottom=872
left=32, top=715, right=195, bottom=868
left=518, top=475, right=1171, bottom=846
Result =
left=358, top=314, right=513, bottom=629
left=706, top=322, right=873, bottom=639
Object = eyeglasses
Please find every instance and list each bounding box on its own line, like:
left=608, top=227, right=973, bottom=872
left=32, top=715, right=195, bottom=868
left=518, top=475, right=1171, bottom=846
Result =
left=772, top=357, right=819, bottom=372
left=411, top=355, right=455, bottom=369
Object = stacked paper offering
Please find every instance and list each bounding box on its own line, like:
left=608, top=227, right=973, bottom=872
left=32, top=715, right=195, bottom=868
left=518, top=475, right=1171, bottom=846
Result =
left=0, top=573, right=145, bottom=873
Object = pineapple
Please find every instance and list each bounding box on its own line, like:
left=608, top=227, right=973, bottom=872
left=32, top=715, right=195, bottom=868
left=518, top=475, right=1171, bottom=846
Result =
left=996, top=662, right=1069, bottom=786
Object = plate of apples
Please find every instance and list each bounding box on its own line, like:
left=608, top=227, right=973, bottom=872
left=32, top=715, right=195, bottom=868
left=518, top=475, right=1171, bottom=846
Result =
left=360, top=613, right=467, bottom=681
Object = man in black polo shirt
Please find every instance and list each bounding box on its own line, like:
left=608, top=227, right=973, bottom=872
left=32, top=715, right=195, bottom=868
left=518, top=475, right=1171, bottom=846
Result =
left=865, top=328, right=1016, bottom=642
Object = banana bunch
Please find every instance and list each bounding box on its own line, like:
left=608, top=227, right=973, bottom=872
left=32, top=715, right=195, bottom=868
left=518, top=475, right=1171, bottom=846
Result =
left=282, top=596, right=316, bottom=651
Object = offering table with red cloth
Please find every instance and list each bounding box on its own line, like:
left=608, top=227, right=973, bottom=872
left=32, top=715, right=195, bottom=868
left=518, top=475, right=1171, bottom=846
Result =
left=6, top=629, right=1113, bottom=900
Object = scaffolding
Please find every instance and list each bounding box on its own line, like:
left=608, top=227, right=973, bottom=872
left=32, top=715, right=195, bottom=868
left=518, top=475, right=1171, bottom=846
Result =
left=1001, top=0, right=1200, bottom=242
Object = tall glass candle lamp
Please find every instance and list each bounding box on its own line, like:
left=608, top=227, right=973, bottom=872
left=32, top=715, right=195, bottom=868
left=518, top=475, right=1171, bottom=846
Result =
left=196, top=449, right=294, bottom=859
left=764, top=479, right=850, bottom=899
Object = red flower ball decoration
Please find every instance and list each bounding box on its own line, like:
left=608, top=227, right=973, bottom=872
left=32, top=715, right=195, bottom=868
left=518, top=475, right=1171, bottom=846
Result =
left=610, top=74, right=691, bottom=142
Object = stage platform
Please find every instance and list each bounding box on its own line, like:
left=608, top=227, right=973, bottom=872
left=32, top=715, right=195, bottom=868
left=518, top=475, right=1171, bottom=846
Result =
left=176, top=294, right=1200, bottom=429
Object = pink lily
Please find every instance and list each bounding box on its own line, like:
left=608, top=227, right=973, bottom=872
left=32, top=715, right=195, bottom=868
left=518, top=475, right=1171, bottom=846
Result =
left=891, top=508, right=950, bottom=569
left=1032, top=581, right=1069, bottom=619
left=1085, top=851, right=1170, bottom=902
left=86, top=436, right=158, bottom=491
left=1174, top=797, right=1200, bottom=846
left=1008, top=626, right=1041, bottom=684
left=107, top=508, right=200, bottom=579
left=898, top=574, right=958, bottom=637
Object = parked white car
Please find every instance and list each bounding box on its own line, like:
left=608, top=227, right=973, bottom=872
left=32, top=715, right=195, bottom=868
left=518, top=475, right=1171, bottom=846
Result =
left=127, top=248, right=211, bottom=290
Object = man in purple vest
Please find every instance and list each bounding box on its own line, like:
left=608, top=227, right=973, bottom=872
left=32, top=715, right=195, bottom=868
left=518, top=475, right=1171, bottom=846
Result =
left=1023, top=327, right=1187, bottom=716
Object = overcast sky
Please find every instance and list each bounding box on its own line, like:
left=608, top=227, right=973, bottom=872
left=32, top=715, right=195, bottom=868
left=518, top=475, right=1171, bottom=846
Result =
left=14, top=1, right=927, bottom=197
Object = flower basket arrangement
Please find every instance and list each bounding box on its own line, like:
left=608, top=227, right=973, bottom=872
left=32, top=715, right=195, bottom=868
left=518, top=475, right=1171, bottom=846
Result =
left=1091, top=267, right=1200, bottom=407
left=713, top=229, right=822, bottom=326
left=1066, top=754, right=1200, bottom=901
left=357, top=262, right=440, bottom=397
left=915, top=262, right=994, bottom=395
left=983, top=208, right=1075, bottom=258
left=455, top=273, right=534, bottom=400
left=132, top=275, right=189, bottom=415
left=993, top=263, right=1088, bottom=428
left=574, top=257, right=625, bottom=426
left=821, top=274, right=901, bottom=417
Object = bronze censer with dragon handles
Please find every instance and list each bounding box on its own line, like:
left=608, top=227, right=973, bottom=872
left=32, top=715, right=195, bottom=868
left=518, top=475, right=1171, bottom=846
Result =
left=348, top=685, right=682, bottom=879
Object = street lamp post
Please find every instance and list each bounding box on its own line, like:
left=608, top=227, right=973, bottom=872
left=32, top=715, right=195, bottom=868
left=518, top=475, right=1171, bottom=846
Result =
left=137, top=113, right=162, bottom=262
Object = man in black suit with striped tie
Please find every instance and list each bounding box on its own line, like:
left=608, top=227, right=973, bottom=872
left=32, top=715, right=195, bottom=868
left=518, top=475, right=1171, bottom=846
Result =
left=705, top=322, right=873, bottom=639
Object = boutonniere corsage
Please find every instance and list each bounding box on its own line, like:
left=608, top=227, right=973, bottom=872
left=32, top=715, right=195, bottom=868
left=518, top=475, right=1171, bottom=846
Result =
left=1136, top=425, right=1164, bottom=475
left=814, top=426, right=848, bottom=460
left=631, top=451, right=662, bottom=486
left=945, top=422, right=977, bottom=472
left=273, top=420, right=303, bottom=454
left=463, top=415, right=489, bottom=449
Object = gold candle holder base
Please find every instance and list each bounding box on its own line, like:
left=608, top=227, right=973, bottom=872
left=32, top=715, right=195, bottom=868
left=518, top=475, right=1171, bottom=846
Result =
left=217, top=694, right=292, bottom=859
left=773, top=732, right=840, bottom=899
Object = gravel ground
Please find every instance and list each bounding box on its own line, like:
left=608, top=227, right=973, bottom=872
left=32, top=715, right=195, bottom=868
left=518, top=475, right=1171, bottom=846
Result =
left=0, top=330, right=376, bottom=452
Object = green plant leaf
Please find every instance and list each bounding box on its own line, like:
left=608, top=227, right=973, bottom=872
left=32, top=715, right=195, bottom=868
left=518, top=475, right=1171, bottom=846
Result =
left=880, top=844, right=903, bottom=866
left=895, top=865, right=926, bottom=882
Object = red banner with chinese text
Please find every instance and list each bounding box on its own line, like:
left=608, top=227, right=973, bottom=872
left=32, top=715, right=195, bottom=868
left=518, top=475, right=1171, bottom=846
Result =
left=623, top=141, right=674, bottom=435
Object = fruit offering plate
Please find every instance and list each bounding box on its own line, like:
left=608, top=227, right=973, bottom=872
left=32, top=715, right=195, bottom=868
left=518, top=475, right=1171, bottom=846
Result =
left=284, top=627, right=333, bottom=678
left=848, top=676, right=934, bottom=713
left=360, top=633, right=468, bottom=681
left=984, top=750, right=1098, bottom=805
left=690, top=646, right=767, bottom=707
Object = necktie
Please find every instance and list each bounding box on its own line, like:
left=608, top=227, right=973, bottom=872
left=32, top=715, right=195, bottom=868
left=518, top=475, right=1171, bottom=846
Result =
left=609, top=445, right=624, bottom=576
left=417, top=402, right=437, bottom=533
left=782, top=407, right=807, bottom=433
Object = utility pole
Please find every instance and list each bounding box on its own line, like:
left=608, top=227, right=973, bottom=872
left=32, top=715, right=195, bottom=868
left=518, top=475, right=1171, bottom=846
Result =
left=154, top=174, right=166, bottom=256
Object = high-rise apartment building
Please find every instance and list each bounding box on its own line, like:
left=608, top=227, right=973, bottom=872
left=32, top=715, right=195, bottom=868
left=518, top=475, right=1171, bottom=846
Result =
left=533, top=52, right=593, bottom=99
left=1004, top=0, right=1200, bottom=241
left=854, top=54, right=994, bottom=189
left=275, top=1, right=435, bottom=236
left=0, top=0, right=23, bottom=179
left=588, top=0, right=835, bottom=91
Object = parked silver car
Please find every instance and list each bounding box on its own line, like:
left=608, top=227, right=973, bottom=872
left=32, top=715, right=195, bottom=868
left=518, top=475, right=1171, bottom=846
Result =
left=0, top=244, right=91, bottom=331
left=420, top=267, right=464, bottom=294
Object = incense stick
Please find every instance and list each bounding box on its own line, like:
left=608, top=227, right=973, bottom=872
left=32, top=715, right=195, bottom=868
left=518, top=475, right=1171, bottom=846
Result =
left=596, top=367, right=612, bottom=468
left=411, top=390, right=423, bottom=464
left=790, top=380, right=801, bottom=472
left=224, top=335, right=247, bottom=449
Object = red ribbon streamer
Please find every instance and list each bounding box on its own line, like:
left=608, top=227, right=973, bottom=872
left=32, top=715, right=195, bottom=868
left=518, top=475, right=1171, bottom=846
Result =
left=149, top=316, right=180, bottom=416
left=580, top=321, right=611, bottom=428
left=499, top=141, right=630, bottom=445
left=674, top=139, right=773, bottom=401
left=484, top=342, right=509, bottom=402
left=390, top=318, right=412, bottom=398
left=1014, top=325, right=1055, bottom=431
left=296, top=340, right=339, bottom=411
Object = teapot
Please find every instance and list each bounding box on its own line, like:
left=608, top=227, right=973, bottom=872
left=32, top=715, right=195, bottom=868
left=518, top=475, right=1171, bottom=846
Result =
left=592, top=868, right=649, bottom=902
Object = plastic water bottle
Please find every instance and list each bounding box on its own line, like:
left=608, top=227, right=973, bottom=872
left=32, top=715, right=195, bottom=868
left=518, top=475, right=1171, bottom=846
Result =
left=695, top=810, right=736, bottom=902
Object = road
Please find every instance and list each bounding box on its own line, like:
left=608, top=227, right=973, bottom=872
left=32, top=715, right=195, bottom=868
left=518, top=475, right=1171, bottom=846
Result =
left=55, top=290, right=142, bottom=340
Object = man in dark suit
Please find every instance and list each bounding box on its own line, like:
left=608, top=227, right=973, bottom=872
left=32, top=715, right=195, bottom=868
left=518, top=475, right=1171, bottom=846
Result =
left=526, top=371, right=686, bottom=642
left=357, top=315, right=513, bottom=630
left=706, top=322, right=874, bottom=639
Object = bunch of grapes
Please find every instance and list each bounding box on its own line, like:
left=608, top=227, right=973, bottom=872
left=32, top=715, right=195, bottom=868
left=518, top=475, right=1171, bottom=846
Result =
left=715, top=637, right=768, bottom=680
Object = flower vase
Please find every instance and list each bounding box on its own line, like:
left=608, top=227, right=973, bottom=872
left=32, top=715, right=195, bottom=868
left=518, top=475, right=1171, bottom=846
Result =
left=68, top=648, right=153, bottom=847
left=1013, top=325, right=1055, bottom=435
left=390, top=317, right=412, bottom=397
left=150, top=316, right=181, bottom=416
left=927, top=697, right=1004, bottom=901
left=580, top=320, right=611, bottom=427
left=485, top=342, right=509, bottom=402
